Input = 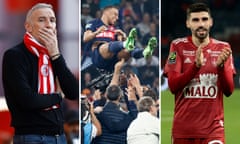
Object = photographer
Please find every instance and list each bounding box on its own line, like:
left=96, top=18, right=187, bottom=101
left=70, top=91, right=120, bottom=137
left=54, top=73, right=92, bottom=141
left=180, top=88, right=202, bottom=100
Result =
left=81, top=97, right=102, bottom=144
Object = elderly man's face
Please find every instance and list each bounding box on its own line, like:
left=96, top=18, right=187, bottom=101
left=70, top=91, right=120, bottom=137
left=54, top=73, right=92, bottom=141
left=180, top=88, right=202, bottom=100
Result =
left=25, top=7, right=56, bottom=45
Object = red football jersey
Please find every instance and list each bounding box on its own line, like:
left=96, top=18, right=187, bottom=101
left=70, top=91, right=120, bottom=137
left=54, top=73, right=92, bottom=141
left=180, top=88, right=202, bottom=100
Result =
left=164, top=36, right=236, bottom=138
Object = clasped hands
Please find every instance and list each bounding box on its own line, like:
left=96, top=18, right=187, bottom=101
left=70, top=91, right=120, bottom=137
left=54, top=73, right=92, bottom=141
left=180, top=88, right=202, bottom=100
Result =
left=195, top=45, right=232, bottom=68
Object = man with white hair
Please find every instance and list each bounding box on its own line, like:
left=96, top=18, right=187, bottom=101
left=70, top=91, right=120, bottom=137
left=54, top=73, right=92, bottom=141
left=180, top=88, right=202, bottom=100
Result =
left=2, top=3, right=78, bottom=144
left=127, top=96, right=159, bottom=144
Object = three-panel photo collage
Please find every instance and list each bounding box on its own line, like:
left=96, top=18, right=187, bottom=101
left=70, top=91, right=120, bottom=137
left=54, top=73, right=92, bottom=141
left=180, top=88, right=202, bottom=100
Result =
left=0, top=0, right=239, bottom=144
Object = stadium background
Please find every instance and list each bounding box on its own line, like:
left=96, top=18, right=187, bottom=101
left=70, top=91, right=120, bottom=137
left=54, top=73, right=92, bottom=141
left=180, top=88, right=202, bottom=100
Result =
left=161, top=0, right=240, bottom=143
left=81, top=0, right=160, bottom=104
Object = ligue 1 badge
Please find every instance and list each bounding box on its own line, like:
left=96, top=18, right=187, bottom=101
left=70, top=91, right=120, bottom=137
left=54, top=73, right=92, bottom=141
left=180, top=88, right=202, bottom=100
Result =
left=168, top=51, right=176, bottom=64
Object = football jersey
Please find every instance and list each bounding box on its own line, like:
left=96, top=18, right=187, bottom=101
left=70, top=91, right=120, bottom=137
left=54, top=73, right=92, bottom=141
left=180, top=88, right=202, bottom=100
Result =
left=83, top=19, right=119, bottom=72
left=85, top=18, right=116, bottom=44
left=83, top=19, right=114, bottom=53
left=164, top=36, right=236, bottom=138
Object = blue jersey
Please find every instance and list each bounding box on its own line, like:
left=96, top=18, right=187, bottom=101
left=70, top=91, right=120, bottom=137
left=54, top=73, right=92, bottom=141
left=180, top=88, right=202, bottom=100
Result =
left=83, top=19, right=120, bottom=72
left=85, top=18, right=117, bottom=44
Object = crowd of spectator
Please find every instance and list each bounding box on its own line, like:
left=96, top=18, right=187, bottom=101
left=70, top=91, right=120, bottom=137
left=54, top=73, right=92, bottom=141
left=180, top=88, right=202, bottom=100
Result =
left=81, top=58, right=160, bottom=144
left=81, top=0, right=159, bottom=98
left=80, top=1, right=160, bottom=143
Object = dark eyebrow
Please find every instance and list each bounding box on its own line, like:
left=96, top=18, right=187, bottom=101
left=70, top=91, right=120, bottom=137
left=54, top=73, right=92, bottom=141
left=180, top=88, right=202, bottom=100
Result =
left=191, top=17, right=209, bottom=22
left=192, top=18, right=199, bottom=21
left=202, top=17, right=208, bottom=21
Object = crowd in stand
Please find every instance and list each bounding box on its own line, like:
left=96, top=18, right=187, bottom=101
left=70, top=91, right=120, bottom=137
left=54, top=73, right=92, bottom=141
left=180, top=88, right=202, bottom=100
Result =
left=81, top=0, right=159, bottom=95
left=81, top=0, right=160, bottom=143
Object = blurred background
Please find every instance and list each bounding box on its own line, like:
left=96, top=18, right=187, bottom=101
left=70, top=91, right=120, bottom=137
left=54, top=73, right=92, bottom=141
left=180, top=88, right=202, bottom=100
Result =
left=0, top=0, right=79, bottom=143
left=161, top=0, right=240, bottom=144
left=161, top=0, right=240, bottom=87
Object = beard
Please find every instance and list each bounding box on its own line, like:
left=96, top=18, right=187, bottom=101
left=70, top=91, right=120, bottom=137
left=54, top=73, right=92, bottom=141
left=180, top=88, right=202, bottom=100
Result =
left=193, top=27, right=209, bottom=40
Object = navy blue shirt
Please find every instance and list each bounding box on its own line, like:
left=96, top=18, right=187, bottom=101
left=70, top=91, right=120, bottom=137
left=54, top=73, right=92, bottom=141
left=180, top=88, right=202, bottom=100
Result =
left=93, top=101, right=138, bottom=144
left=85, top=19, right=116, bottom=42
left=83, top=19, right=117, bottom=55
left=83, top=19, right=120, bottom=72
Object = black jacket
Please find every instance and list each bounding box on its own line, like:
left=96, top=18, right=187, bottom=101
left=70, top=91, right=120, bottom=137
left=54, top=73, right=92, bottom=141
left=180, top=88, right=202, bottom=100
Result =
left=2, top=42, right=79, bottom=135
left=93, top=101, right=138, bottom=144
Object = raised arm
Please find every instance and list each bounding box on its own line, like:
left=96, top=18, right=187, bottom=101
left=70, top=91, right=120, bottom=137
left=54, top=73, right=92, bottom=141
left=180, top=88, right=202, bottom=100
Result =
left=109, top=59, right=125, bottom=86
left=216, top=47, right=235, bottom=96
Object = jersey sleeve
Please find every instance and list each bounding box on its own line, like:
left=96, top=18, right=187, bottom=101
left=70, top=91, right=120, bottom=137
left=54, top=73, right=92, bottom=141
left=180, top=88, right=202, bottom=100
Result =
left=163, top=42, right=182, bottom=76
left=85, top=20, right=96, bottom=32
left=218, top=46, right=236, bottom=96
left=164, top=41, right=200, bottom=94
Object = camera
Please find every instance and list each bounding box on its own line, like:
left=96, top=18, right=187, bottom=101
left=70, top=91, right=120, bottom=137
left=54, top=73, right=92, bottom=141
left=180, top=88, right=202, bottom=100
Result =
left=86, top=73, right=113, bottom=92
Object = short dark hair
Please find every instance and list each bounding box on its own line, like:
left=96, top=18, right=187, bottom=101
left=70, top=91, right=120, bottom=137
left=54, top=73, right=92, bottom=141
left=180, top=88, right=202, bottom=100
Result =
left=186, top=3, right=211, bottom=19
left=138, top=96, right=154, bottom=112
left=103, top=5, right=118, bottom=12
left=143, top=89, right=158, bottom=101
left=106, top=85, right=122, bottom=101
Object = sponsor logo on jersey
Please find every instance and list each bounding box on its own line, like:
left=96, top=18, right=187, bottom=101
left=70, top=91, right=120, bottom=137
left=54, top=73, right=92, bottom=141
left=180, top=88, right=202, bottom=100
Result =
left=168, top=51, right=176, bottom=64
left=183, top=50, right=195, bottom=56
left=96, top=30, right=115, bottom=40
left=207, top=49, right=221, bottom=57
left=172, top=37, right=188, bottom=44
left=184, top=73, right=218, bottom=98
left=184, top=57, right=192, bottom=63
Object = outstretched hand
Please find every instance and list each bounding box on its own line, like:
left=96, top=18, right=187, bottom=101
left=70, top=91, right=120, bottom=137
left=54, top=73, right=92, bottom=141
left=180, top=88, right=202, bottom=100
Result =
left=125, top=84, right=137, bottom=101
left=110, top=59, right=125, bottom=86
left=128, top=74, right=143, bottom=98
left=114, top=58, right=125, bottom=72
left=128, top=74, right=140, bottom=88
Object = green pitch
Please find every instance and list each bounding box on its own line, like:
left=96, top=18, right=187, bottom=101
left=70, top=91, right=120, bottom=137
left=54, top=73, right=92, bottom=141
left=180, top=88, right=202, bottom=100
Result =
left=161, top=89, right=240, bottom=144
